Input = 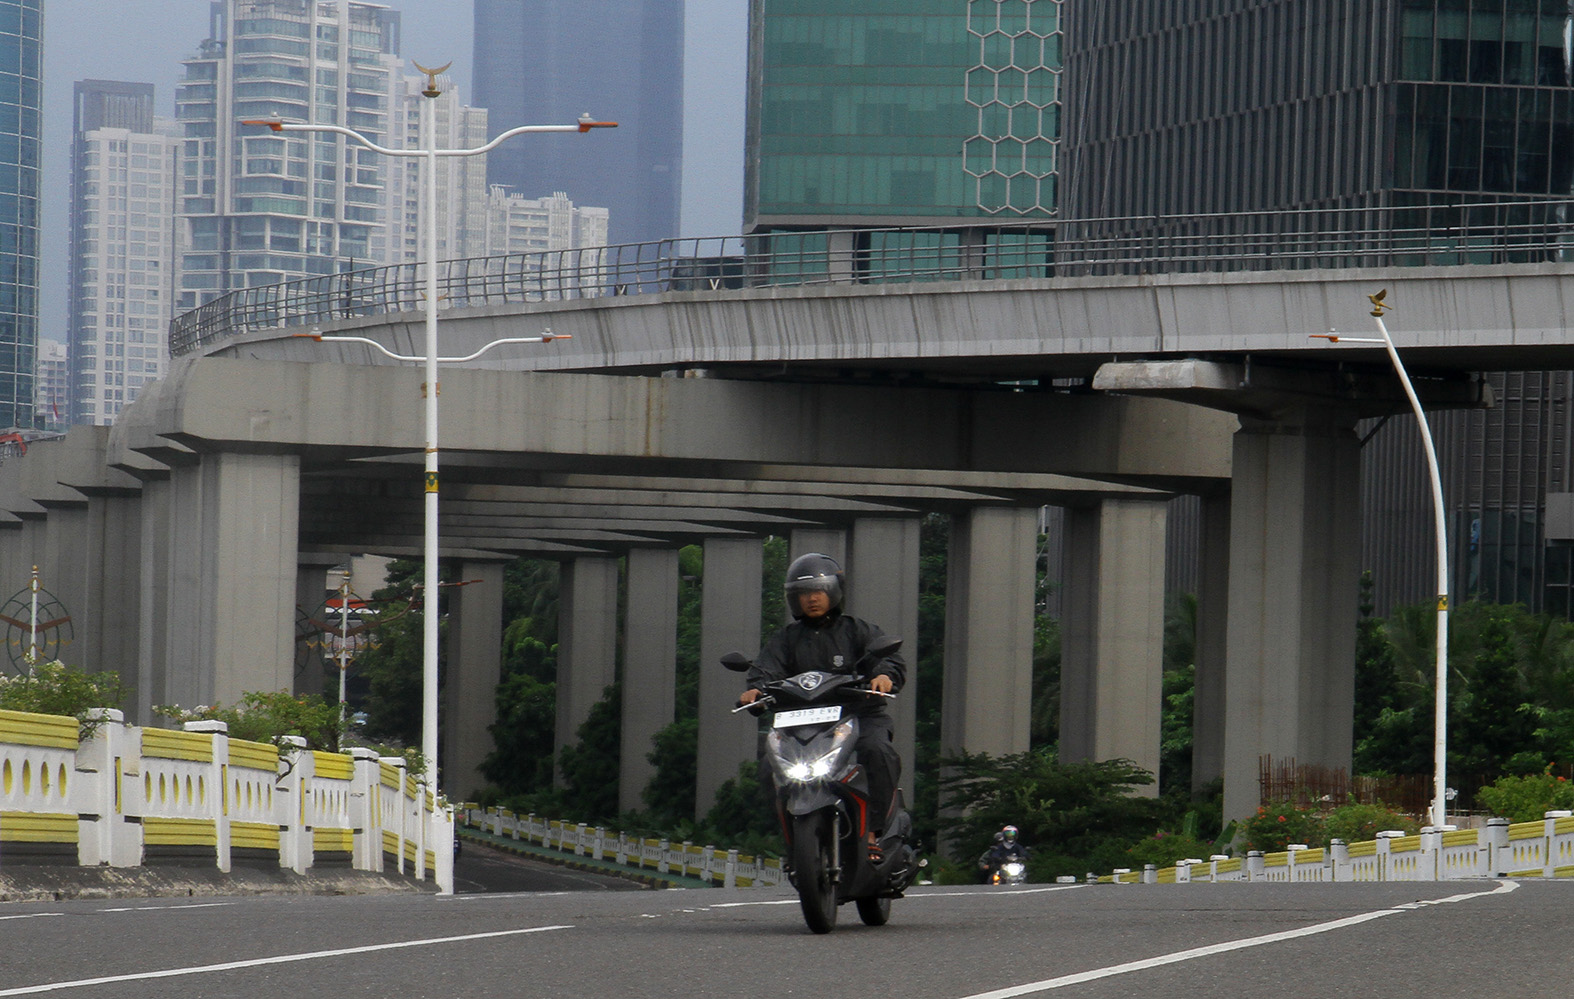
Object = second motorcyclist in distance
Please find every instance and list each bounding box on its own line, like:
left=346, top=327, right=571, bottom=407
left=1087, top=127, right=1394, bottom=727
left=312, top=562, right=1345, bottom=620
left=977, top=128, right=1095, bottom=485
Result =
left=737, top=552, right=906, bottom=862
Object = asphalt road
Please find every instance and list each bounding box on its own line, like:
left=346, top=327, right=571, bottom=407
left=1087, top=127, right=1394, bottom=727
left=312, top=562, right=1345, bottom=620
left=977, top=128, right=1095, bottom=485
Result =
left=451, top=840, right=649, bottom=894
left=0, top=877, right=1568, bottom=997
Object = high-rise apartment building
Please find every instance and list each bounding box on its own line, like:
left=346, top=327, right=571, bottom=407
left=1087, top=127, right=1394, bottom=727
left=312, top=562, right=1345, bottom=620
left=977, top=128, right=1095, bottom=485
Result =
left=746, top=0, right=1060, bottom=232
left=0, top=0, right=41, bottom=429
left=472, top=0, right=683, bottom=246
left=33, top=337, right=64, bottom=431
left=385, top=73, right=491, bottom=265
left=174, top=0, right=403, bottom=312
left=482, top=187, right=609, bottom=257
left=67, top=80, right=180, bottom=427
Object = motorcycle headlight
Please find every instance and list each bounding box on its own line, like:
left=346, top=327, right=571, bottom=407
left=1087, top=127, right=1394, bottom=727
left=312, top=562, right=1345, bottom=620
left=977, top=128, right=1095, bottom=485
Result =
left=767, top=721, right=855, bottom=783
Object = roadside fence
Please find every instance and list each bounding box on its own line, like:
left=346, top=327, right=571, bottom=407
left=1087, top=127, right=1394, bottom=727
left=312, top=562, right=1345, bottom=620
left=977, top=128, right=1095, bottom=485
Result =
left=0, top=707, right=454, bottom=892
left=1104, top=812, right=1574, bottom=885
left=458, top=804, right=784, bottom=889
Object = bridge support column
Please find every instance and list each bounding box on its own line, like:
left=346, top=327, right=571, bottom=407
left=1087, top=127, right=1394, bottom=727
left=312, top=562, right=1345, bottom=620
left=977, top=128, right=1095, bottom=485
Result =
left=83, top=491, right=142, bottom=709
left=1059, top=496, right=1168, bottom=794
left=1223, top=411, right=1360, bottom=823
left=940, top=506, right=1038, bottom=759
left=555, top=555, right=619, bottom=783
left=620, top=547, right=679, bottom=813
left=163, top=453, right=300, bottom=707
left=1192, top=489, right=1231, bottom=794
left=849, top=516, right=921, bottom=800
left=446, top=559, right=505, bottom=799
left=696, top=536, right=763, bottom=817
left=788, top=528, right=846, bottom=566
left=136, top=475, right=172, bottom=720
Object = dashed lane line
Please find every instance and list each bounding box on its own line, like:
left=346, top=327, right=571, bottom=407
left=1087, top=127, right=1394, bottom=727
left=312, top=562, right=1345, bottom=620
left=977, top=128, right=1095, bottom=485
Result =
left=0, top=924, right=574, bottom=996
left=953, top=880, right=1520, bottom=999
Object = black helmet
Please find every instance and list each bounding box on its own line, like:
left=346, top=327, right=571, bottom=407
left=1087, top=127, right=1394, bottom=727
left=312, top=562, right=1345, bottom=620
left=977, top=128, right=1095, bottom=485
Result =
left=784, top=552, right=843, bottom=619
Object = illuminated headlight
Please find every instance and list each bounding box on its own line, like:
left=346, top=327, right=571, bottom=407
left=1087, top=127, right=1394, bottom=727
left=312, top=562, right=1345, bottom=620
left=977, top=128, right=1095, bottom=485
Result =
left=1001, top=862, right=1025, bottom=878
left=767, top=721, right=855, bottom=783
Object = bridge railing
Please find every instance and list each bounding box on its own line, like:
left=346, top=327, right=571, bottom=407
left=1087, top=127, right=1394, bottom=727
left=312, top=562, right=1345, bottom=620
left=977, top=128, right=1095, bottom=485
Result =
left=0, top=708, right=453, bottom=891
left=1104, top=815, right=1574, bottom=885
left=458, top=804, right=784, bottom=888
left=169, top=198, right=1574, bottom=357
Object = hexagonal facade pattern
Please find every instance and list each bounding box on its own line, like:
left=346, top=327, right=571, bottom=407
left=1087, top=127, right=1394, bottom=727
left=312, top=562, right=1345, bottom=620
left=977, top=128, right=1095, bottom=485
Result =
left=965, top=0, right=1062, bottom=215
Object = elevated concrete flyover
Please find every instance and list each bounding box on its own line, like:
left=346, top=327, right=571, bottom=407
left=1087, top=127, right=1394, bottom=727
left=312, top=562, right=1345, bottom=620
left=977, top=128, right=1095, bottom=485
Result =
left=0, top=357, right=1227, bottom=811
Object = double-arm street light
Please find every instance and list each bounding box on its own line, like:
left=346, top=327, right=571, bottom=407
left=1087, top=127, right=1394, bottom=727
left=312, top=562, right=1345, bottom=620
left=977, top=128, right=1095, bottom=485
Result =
left=1312, top=291, right=1451, bottom=830
left=246, top=67, right=615, bottom=790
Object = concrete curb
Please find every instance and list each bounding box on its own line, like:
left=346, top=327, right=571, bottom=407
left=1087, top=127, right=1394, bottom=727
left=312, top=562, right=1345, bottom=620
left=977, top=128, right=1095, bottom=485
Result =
left=0, top=864, right=433, bottom=904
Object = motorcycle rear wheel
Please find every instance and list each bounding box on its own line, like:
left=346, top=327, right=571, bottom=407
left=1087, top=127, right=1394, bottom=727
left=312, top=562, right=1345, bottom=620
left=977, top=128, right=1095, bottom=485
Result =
left=855, top=895, right=890, bottom=926
left=791, top=812, right=838, bottom=934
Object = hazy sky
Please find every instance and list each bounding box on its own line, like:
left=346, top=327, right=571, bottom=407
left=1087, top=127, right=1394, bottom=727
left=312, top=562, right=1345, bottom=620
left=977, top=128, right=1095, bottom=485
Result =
left=37, top=0, right=748, bottom=337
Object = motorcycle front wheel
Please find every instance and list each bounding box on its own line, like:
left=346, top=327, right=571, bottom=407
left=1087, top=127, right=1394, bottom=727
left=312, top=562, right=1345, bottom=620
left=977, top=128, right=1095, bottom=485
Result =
left=791, top=812, right=838, bottom=934
left=855, top=895, right=890, bottom=926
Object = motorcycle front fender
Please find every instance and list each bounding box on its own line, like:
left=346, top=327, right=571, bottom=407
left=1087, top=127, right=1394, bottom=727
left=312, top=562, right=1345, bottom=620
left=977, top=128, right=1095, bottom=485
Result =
left=781, top=785, right=843, bottom=818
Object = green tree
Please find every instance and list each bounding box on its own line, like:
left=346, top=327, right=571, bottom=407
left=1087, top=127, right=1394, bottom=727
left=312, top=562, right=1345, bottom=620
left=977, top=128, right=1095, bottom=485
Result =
left=481, top=670, right=556, bottom=798
left=939, top=748, right=1167, bottom=880
left=556, top=684, right=622, bottom=823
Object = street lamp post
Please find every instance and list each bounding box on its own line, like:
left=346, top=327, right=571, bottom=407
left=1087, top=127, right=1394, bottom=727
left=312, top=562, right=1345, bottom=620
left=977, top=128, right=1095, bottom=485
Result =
left=1311, top=290, right=1451, bottom=830
left=246, top=71, right=615, bottom=792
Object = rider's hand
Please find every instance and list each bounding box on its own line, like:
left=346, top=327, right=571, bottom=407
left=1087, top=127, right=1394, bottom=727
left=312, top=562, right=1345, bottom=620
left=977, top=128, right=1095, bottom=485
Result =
left=739, top=689, right=762, bottom=705
left=868, top=674, right=894, bottom=695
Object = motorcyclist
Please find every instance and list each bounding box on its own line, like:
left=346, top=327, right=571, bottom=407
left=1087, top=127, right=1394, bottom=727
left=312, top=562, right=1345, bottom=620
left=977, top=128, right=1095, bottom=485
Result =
left=738, top=552, right=906, bottom=863
left=978, top=825, right=1030, bottom=881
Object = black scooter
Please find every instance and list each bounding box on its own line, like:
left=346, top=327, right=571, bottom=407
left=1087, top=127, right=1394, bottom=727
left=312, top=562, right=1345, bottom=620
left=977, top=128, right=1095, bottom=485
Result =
left=724, top=636, right=922, bottom=934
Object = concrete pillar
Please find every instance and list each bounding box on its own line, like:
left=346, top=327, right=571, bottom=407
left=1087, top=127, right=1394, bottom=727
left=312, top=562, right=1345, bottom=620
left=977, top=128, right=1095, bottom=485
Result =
left=40, top=503, right=90, bottom=667
left=787, top=528, right=846, bottom=567
left=848, top=516, right=921, bottom=800
left=940, top=506, right=1038, bottom=759
left=77, top=491, right=142, bottom=712
left=1059, top=497, right=1168, bottom=794
left=696, top=536, right=763, bottom=817
left=1222, top=411, right=1361, bottom=823
left=136, top=475, right=172, bottom=718
left=1191, top=489, right=1230, bottom=793
left=163, top=452, right=301, bottom=708
left=620, top=547, right=679, bottom=813
left=446, top=559, right=505, bottom=799
left=555, top=554, right=619, bottom=778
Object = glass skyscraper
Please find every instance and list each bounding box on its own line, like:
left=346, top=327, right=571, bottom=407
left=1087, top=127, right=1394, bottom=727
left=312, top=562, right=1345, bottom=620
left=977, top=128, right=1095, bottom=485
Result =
left=0, top=0, right=40, bottom=429
left=746, top=0, right=1061, bottom=231
left=472, top=0, right=682, bottom=246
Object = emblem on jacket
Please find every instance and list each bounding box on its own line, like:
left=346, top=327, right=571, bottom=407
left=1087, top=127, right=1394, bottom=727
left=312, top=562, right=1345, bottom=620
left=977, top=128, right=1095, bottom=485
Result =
left=796, top=672, right=825, bottom=690
left=832, top=655, right=844, bottom=669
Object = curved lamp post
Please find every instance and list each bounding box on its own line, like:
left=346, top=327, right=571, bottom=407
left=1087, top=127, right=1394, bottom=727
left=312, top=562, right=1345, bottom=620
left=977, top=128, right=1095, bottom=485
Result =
left=1311, top=290, right=1451, bottom=830
left=246, top=72, right=615, bottom=792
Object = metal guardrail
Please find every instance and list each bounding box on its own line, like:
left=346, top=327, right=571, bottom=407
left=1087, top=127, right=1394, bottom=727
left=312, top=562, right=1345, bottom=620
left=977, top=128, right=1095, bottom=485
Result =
left=170, top=199, right=1574, bottom=357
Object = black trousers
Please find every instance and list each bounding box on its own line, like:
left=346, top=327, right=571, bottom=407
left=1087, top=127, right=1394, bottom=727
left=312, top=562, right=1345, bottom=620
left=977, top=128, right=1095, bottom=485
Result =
left=856, top=711, right=901, bottom=837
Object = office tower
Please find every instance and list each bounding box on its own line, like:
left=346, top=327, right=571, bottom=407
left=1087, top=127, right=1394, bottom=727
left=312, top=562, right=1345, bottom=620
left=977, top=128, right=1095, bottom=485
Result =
left=67, top=80, right=180, bottom=427
left=472, top=0, right=683, bottom=246
left=747, top=0, right=1061, bottom=232
left=174, top=0, right=403, bottom=312
left=0, top=0, right=41, bottom=428
left=1059, top=1, right=1574, bottom=615
left=386, top=73, right=491, bottom=265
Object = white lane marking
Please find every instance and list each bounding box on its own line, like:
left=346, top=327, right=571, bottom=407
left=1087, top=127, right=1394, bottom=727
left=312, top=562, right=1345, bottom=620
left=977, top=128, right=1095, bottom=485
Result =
left=0, top=913, right=64, bottom=922
left=908, top=885, right=1086, bottom=899
left=0, top=924, right=574, bottom=996
left=955, top=881, right=1518, bottom=999
left=97, top=903, right=236, bottom=913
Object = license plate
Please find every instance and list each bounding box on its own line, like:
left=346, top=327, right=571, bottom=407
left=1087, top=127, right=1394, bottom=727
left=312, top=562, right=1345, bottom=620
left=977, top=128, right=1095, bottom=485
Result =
left=773, top=705, right=841, bottom=728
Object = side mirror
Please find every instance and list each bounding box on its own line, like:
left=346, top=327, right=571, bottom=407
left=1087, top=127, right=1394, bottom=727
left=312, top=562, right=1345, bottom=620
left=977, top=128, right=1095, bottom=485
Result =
left=866, top=635, right=902, bottom=659
left=720, top=651, right=752, bottom=673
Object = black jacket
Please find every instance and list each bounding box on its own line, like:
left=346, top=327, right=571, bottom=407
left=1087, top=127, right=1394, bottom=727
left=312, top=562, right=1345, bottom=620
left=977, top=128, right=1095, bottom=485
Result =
left=746, top=610, right=905, bottom=712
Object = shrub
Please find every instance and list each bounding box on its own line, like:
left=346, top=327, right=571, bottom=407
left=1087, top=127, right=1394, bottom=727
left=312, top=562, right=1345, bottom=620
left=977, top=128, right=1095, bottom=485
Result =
left=1322, top=800, right=1419, bottom=844
left=1240, top=800, right=1324, bottom=853
left=0, top=661, right=127, bottom=736
left=154, top=691, right=343, bottom=752
left=1477, top=769, right=1574, bottom=823
left=1126, top=830, right=1216, bottom=868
